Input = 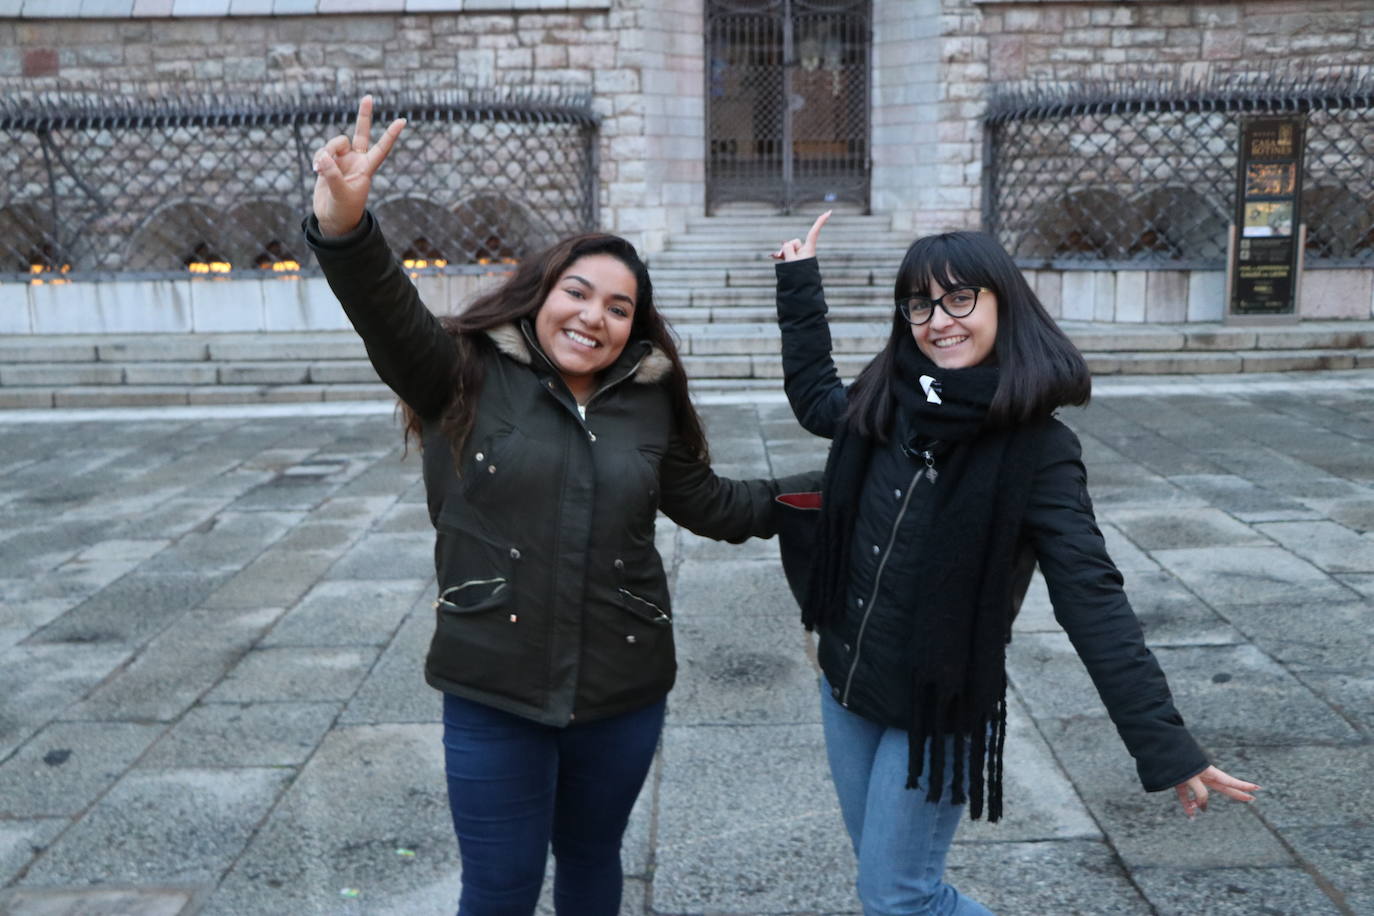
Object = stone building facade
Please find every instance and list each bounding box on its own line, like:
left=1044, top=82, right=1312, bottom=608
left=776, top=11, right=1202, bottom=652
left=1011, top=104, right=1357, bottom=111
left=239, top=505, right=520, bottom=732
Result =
left=2, top=0, right=1372, bottom=330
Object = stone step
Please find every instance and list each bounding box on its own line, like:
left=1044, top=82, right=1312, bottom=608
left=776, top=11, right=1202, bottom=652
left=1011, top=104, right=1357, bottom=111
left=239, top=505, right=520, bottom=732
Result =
left=0, top=383, right=397, bottom=410
left=648, top=250, right=904, bottom=267
left=649, top=267, right=887, bottom=287
left=0, top=360, right=382, bottom=387
left=658, top=285, right=891, bottom=307
left=7, top=349, right=1374, bottom=409
left=662, top=240, right=910, bottom=254
left=662, top=305, right=893, bottom=323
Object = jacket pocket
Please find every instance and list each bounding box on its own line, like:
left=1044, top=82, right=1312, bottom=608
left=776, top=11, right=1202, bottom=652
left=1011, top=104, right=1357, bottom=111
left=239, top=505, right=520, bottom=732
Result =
left=427, top=525, right=546, bottom=708
left=617, top=587, right=672, bottom=627
left=436, top=577, right=510, bottom=615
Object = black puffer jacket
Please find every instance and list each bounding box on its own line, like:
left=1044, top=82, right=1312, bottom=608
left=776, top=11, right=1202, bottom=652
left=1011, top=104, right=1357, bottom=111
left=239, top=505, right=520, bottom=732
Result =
left=776, top=257, right=1208, bottom=793
left=306, top=212, right=797, bottom=727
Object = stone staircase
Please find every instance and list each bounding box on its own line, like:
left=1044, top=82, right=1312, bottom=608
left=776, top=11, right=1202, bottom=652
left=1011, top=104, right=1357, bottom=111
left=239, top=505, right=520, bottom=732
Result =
left=2, top=211, right=1374, bottom=408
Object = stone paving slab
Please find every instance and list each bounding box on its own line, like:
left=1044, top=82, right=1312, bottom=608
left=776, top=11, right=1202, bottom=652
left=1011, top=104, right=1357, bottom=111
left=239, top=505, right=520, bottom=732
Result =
left=260, top=578, right=428, bottom=648
left=0, top=886, right=199, bottom=916
left=19, top=767, right=292, bottom=887
left=1033, top=717, right=1292, bottom=870
left=946, top=840, right=1152, bottom=915
left=59, top=607, right=283, bottom=723
left=1131, top=866, right=1344, bottom=915
left=0, top=722, right=165, bottom=819
left=653, top=723, right=856, bottom=914
left=1282, top=827, right=1374, bottom=914
left=196, top=724, right=456, bottom=916
left=0, top=383, right=1371, bottom=914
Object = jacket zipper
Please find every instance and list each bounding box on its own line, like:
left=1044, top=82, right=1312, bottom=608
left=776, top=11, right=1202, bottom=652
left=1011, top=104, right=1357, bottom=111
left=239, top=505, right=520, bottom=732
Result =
left=840, top=449, right=936, bottom=708
left=521, top=324, right=648, bottom=442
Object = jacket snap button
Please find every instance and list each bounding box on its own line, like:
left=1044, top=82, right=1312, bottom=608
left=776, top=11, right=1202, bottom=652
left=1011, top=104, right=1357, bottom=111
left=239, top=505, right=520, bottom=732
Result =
left=475, top=452, right=485, bottom=462
left=614, top=558, right=624, bottom=570
left=488, top=465, right=497, bottom=474
left=509, top=614, right=518, bottom=623
left=843, top=643, right=851, bottom=653
left=872, top=544, right=880, bottom=555
left=856, top=597, right=864, bottom=608
left=894, top=488, right=901, bottom=499
left=510, top=548, right=521, bottom=560
left=625, top=635, right=637, bottom=644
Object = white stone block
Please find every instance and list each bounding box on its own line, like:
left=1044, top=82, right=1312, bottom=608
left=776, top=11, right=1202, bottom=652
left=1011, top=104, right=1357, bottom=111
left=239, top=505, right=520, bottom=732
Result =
left=32, top=280, right=194, bottom=334
left=190, top=278, right=265, bottom=332
left=264, top=276, right=351, bottom=331
left=1298, top=269, right=1374, bottom=320
left=1060, top=272, right=1096, bottom=322
left=1114, top=270, right=1146, bottom=323
left=1092, top=272, right=1116, bottom=321
left=170, top=0, right=230, bottom=15
left=1187, top=270, right=1225, bottom=322
left=0, top=284, right=32, bottom=333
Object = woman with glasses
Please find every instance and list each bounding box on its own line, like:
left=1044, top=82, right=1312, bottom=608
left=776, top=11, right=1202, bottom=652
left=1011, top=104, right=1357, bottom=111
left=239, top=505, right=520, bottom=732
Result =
left=770, top=215, right=1258, bottom=915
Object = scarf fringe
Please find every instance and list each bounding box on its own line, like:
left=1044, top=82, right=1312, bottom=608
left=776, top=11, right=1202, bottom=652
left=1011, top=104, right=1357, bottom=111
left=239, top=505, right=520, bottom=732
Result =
left=906, top=682, right=1009, bottom=822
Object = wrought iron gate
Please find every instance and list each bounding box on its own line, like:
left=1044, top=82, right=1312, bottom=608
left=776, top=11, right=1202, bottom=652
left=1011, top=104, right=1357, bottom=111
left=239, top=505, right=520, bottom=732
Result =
left=705, top=0, right=871, bottom=214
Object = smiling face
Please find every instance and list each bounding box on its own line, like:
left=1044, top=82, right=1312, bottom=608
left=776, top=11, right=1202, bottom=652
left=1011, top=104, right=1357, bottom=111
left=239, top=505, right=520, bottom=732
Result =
left=533, top=253, right=638, bottom=403
left=911, top=277, right=999, bottom=370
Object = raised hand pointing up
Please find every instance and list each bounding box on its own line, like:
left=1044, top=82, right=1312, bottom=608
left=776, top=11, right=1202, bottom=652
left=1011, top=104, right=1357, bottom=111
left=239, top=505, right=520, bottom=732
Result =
left=771, top=210, right=831, bottom=262
left=312, top=95, right=407, bottom=238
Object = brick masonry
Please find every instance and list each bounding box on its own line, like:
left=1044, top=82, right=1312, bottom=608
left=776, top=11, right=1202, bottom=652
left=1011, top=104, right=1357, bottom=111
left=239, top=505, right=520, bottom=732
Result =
left=2, top=0, right=1371, bottom=324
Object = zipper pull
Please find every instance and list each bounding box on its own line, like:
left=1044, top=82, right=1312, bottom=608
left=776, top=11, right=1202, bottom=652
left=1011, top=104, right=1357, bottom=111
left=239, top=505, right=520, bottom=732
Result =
left=922, top=449, right=938, bottom=483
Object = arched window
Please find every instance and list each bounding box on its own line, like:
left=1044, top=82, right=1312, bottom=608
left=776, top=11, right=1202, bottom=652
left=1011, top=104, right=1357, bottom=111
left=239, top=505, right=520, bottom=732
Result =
left=225, top=200, right=303, bottom=273
left=125, top=201, right=232, bottom=274
left=0, top=203, right=69, bottom=282
left=1303, top=186, right=1374, bottom=261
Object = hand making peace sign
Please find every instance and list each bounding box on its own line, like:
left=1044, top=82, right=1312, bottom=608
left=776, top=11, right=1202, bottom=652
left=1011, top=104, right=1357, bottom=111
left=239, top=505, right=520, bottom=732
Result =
left=311, top=95, right=407, bottom=238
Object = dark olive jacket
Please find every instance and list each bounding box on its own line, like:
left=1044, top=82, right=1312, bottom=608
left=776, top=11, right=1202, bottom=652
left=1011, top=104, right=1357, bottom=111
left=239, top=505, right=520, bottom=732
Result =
left=306, top=212, right=792, bottom=726
left=776, top=257, right=1209, bottom=793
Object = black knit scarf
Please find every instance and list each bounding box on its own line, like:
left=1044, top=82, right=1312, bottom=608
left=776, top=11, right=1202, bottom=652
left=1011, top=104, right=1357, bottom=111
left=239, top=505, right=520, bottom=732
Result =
left=802, top=337, right=1045, bottom=821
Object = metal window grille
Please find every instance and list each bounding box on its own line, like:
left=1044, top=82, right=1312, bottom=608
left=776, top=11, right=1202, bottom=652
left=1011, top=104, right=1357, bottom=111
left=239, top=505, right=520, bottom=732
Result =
left=0, top=89, right=599, bottom=284
left=984, top=69, right=1374, bottom=269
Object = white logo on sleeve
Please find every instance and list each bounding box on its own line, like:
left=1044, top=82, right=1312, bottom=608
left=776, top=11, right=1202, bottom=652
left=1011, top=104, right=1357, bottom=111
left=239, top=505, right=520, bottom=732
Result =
left=919, top=375, right=943, bottom=405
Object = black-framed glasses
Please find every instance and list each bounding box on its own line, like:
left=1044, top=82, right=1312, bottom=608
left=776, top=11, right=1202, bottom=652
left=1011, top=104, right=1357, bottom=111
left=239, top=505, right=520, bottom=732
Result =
left=896, top=286, right=988, bottom=325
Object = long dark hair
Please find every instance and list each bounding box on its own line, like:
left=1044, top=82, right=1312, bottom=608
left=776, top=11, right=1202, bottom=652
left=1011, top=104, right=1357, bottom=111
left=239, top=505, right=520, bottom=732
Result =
left=402, top=233, right=709, bottom=463
left=843, top=231, right=1090, bottom=439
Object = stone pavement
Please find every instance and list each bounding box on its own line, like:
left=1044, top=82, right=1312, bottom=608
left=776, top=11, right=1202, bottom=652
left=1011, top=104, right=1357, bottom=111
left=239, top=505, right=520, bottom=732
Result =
left=0, top=372, right=1371, bottom=916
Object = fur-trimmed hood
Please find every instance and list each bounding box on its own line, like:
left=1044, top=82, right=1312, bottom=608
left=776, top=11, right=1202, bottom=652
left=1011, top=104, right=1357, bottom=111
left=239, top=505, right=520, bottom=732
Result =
left=484, top=321, right=672, bottom=385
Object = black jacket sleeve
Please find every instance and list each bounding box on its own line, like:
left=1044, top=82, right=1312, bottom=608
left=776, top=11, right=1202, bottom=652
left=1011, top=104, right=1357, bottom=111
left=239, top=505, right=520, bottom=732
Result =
left=658, top=434, right=821, bottom=543
left=1025, top=420, right=1210, bottom=792
left=304, top=211, right=458, bottom=420
left=775, top=258, right=848, bottom=438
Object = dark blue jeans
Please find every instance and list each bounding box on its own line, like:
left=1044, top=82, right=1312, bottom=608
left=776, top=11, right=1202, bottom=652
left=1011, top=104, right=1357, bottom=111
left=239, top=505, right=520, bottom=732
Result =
left=441, top=692, right=665, bottom=916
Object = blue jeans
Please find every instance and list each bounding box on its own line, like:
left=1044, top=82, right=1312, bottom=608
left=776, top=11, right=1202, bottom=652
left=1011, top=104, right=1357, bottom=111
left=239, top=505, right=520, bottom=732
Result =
left=442, top=692, right=665, bottom=916
left=820, top=677, right=994, bottom=916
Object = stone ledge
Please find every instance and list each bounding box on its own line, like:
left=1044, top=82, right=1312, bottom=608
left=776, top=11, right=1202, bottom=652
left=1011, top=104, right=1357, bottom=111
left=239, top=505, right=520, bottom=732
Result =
left=6, top=0, right=606, bottom=16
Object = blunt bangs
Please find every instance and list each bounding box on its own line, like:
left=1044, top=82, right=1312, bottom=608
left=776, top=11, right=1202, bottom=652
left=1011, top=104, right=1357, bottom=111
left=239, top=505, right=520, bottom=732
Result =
left=894, top=233, right=1004, bottom=303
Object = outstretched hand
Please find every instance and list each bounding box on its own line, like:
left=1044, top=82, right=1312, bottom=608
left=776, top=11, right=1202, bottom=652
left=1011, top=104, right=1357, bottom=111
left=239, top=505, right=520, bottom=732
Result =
left=312, top=95, right=407, bottom=237
left=1175, top=765, right=1260, bottom=819
left=771, top=211, right=831, bottom=262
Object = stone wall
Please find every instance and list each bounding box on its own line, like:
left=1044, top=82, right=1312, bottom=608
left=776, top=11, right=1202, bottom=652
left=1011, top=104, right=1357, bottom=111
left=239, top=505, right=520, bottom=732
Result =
left=916, top=0, right=1374, bottom=232
left=0, top=1, right=704, bottom=253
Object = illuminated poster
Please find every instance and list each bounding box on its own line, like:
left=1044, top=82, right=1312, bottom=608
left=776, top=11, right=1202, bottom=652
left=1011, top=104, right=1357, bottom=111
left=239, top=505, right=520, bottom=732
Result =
left=1230, top=117, right=1305, bottom=316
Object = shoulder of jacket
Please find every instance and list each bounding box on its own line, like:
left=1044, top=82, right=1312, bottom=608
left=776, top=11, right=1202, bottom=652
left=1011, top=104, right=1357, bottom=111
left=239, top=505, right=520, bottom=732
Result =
left=633, top=347, right=673, bottom=384
left=1036, top=415, right=1083, bottom=466
left=484, top=323, right=531, bottom=365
